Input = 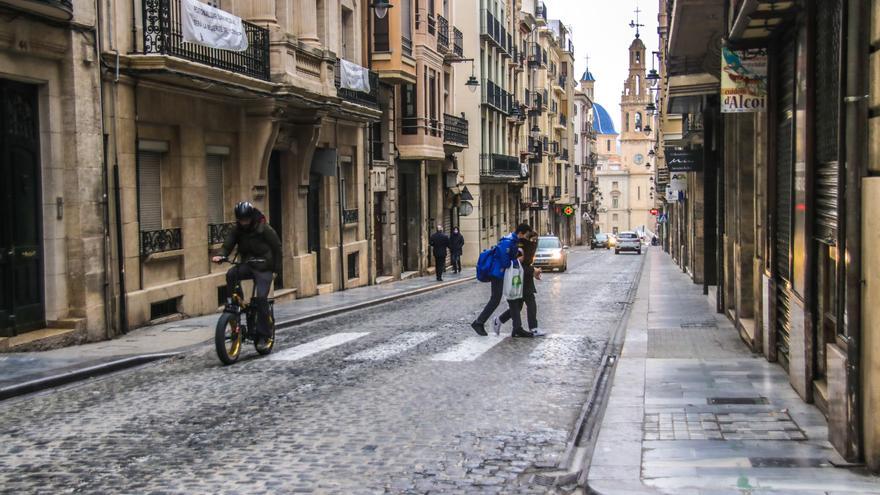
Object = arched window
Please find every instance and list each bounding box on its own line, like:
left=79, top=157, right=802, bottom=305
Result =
left=625, top=113, right=629, bottom=132
left=634, top=112, right=642, bottom=131
left=635, top=75, right=641, bottom=96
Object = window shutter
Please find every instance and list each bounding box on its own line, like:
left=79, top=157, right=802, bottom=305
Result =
left=137, top=151, right=162, bottom=231
left=206, top=154, right=225, bottom=225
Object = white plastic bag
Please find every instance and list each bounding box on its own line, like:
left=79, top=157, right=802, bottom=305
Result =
left=503, top=260, right=524, bottom=300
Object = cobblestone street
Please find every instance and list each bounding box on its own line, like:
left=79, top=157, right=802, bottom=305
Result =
left=0, top=249, right=643, bottom=494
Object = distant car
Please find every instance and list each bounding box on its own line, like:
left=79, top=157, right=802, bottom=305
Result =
left=607, top=234, right=618, bottom=248
left=615, top=231, right=642, bottom=255
left=533, top=236, right=569, bottom=272
left=591, top=233, right=610, bottom=250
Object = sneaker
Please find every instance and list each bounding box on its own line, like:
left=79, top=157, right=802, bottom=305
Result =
left=492, top=317, right=503, bottom=336
left=470, top=322, right=488, bottom=336
left=531, top=328, right=547, bottom=337
left=511, top=328, right=535, bottom=338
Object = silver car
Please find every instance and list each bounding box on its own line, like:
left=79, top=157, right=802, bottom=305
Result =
left=533, top=236, right=569, bottom=271
left=614, top=231, right=642, bottom=255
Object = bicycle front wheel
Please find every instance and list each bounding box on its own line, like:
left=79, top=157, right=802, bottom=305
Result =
left=215, top=312, right=243, bottom=365
left=255, top=308, right=276, bottom=355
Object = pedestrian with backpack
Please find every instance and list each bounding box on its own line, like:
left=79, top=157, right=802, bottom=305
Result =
left=471, top=223, right=535, bottom=337
left=494, top=228, right=545, bottom=337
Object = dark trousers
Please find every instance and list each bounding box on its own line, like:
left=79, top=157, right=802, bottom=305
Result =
left=499, top=289, right=537, bottom=330
left=434, top=255, right=446, bottom=280
left=226, top=264, right=274, bottom=337
left=451, top=254, right=462, bottom=272
left=475, top=277, right=504, bottom=325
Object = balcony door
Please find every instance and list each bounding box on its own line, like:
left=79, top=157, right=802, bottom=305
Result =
left=0, top=81, right=44, bottom=336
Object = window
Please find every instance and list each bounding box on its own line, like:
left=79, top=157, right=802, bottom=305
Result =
left=625, top=113, right=629, bottom=132
left=374, top=7, right=390, bottom=51
left=612, top=198, right=619, bottom=209
left=340, top=159, right=356, bottom=209
left=537, top=237, right=561, bottom=249
left=347, top=252, right=359, bottom=280
left=206, top=154, right=225, bottom=225
left=612, top=181, right=619, bottom=190
left=607, top=140, right=611, bottom=152
left=137, top=150, right=163, bottom=231
left=402, top=83, right=417, bottom=135
left=341, top=7, right=354, bottom=60
left=635, top=112, right=642, bottom=131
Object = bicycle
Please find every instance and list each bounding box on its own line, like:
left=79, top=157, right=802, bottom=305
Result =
left=213, top=257, right=276, bottom=365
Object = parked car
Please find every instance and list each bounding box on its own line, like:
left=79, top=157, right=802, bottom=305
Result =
left=533, top=236, right=569, bottom=272
left=615, top=231, right=642, bottom=255
left=591, top=233, right=611, bottom=250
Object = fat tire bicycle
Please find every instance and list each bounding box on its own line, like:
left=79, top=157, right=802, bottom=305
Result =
left=214, top=257, right=276, bottom=365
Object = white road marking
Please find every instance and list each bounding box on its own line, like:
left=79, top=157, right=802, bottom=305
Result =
left=344, top=332, right=438, bottom=361
left=431, top=335, right=507, bottom=362
left=528, top=334, right=587, bottom=365
left=268, top=332, right=370, bottom=361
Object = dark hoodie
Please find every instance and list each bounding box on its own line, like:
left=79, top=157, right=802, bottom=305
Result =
left=220, top=209, right=283, bottom=273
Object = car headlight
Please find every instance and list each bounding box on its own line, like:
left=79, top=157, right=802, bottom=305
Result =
left=552, top=250, right=562, bottom=259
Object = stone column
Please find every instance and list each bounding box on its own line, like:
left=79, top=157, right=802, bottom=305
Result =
left=295, top=0, right=320, bottom=46
left=247, top=0, right=277, bottom=24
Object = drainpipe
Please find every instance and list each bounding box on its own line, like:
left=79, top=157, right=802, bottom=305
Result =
left=336, top=122, right=346, bottom=291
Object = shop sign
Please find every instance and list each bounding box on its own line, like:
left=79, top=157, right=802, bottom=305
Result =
left=721, top=47, right=768, bottom=113
left=665, top=148, right=702, bottom=172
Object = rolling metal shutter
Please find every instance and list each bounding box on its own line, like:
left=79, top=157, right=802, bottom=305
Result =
left=137, top=151, right=162, bottom=232
left=814, top=0, right=842, bottom=243
left=774, top=32, right=796, bottom=369
left=206, top=154, right=225, bottom=225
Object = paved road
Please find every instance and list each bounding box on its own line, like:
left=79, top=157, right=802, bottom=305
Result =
left=0, top=249, right=644, bottom=494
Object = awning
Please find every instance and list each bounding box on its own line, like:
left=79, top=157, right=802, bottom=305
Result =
left=666, top=73, right=719, bottom=115
left=728, top=0, right=798, bottom=44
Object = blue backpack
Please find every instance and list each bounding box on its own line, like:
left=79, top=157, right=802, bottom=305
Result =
left=476, top=246, right=497, bottom=282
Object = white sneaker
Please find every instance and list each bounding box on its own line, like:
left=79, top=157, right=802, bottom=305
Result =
left=492, top=316, right=503, bottom=336
left=531, top=328, right=547, bottom=337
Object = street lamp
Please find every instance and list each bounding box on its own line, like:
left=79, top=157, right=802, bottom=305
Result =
left=371, top=1, right=392, bottom=19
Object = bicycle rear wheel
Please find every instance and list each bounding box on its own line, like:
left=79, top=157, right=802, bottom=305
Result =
left=215, top=312, right=243, bottom=365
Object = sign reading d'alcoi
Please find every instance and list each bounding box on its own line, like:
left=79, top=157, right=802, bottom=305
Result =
left=721, top=47, right=767, bottom=113
left=181, top=0, right=249, bottom=52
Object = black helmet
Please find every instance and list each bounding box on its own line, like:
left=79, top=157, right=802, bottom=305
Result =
left=234, top=201, right=256, bottom=221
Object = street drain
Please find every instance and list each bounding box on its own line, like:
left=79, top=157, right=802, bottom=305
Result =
left=531, top=474, right=556, bottom=486
left=707, top=397, right=769, bottom=405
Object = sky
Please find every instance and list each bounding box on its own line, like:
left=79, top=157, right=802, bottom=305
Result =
left=544, top=0, right=660, bottom=132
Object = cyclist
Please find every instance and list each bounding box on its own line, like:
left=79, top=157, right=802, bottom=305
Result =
left=212, top=201, right=282, bottom=347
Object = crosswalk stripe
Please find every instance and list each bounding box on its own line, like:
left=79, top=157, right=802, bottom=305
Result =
left=430, top=335, right=507, bottom=362
left=527, top=334, right=587, bottom=365
left=344, top=332, right=437, bottom=361
left=268, top=332, right=370, bottom=361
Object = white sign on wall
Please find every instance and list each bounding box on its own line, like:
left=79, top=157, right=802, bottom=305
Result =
left=181, top=0, right=249, bottom=52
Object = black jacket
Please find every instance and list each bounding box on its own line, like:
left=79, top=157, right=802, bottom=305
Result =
left=429, top=232, right=450, bottom=258
left=449, top=232, right=465, bottom=256
left=221, top=212, right=283, bottom=273
left=519, top=232, right=539, bottom=294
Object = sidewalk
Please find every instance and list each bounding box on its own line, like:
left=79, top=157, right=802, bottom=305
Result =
left=0, top=269, right=474, bottom=398
left=587, top=249, right=879, bottom=494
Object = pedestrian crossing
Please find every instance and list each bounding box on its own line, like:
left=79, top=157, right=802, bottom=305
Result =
left=263, top=329, right=591, bottom=366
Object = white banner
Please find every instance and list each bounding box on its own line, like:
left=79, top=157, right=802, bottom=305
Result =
left=339, top=59, right=371, bottom=93
left=181, top=0, right=248, bottom=52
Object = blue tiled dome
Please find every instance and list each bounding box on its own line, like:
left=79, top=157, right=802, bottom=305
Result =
left=593, top=103, right=617, bottom=135
left=581, top=70, right=595, bottom=82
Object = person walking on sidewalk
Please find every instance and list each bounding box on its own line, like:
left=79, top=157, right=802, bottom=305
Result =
left=429, top=225, right=450, bottom=281
left=450, top=227, right=465, bottom=274
left=494, top=228, right=545, bottom=337
left=471, top=223, right=534, bottom=337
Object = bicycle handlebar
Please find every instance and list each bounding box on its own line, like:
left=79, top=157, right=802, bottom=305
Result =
left=214, top=256, right=267, bottom=266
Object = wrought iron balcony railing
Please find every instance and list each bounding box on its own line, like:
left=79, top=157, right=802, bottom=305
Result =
left=141, top=228, right=182, bottom=256
left=443, top=113, right=468, bottom=147
left=453, top=27, right=464, bottom=57
left=142, top=0, right=270, bottom=81
left=482, top=79, right=512, bottom=115
left=343, top=209, right=359, bottom=225
left=553, top=186, right=562, bottom=199
left=437, top=15, right=449, bottom=53
left=480, top=154, right=522, bottom=178
left=334, top=59, right=380, bottom=109
left=208, top=222, right=235, bottom=245
left=480, top=10, right=508, bottom=55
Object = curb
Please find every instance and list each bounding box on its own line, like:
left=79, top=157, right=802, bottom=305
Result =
left=0, top=353, right=178, bottom=401
left=0, top=275, right=477, bottom=401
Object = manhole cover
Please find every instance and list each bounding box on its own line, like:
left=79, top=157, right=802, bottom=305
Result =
left=681, top=321, right=718, bottom=328
left=707, top=397, right=769, bottom=405
left=164, top=325, right=202, bottom=333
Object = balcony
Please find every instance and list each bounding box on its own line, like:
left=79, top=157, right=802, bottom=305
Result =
left=443, top=113, right=469, bottom=148
left=453, top=28, right=464, bottom=58
left=334, top=59, right=380, bottom=109
left=480, top=154, right=523, bottom=181
left=560, top=148, right=570, bottom=162
left=548, top=141, right=560, bottom=156
left=3, top=0, right=72, bottom=20
left=480, top=10, right=509, bottom=56
left=208, top=222, right=235, bottom=246
left=528, top=42, right=544, bottom=67
left=142, top=0, right=270, bottom=81
left=555, top=113, right=567, bottom=131
left=437, top=15, right=449, bottom=53
left=536, top=2, right=548, bottom=24
left=553, top=75, right=567, bottom=94
left=482, top=79, right=512, bottom=115
left=141, top=228, right=182, bottom=257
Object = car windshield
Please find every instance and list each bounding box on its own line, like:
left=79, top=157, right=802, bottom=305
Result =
left=619, top=233, right=638, bottom=239
left=538, top=238, right=561, bottom=249
left=595, top=234, right=607, bottom=241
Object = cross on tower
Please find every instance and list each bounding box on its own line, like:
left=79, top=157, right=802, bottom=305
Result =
left=629, top=4, right=644, bottom=39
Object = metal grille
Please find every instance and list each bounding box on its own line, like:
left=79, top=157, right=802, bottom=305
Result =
left=137, top=150, right=163, bottom=232
left=142, top=0, right=270, bottom=81
left=814, top=0, right=842, bottom=242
